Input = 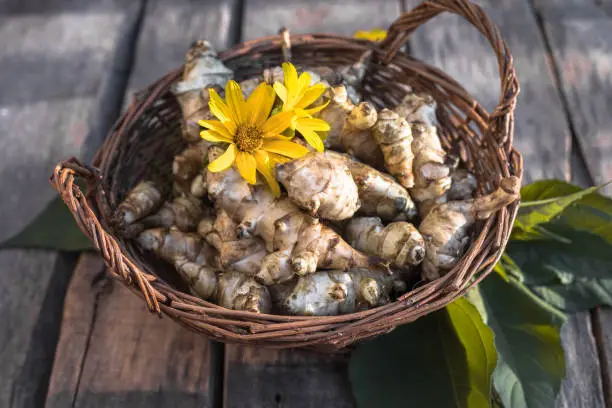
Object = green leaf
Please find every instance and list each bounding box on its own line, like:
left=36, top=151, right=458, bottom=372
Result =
left=513, top=180, right=611, bottom=241
left=0, top=196, right=93, bottom=251
left=349, top=297, right=496, bottom=408
left=478, top=273, right=566, bottom=408
left=505, top=230, right=612, bottom=312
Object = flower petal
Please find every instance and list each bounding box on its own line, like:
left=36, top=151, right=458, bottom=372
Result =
left=198, top=119, right=234, bottom=140
left=282, top=62, right=299, bottom=100
left=226, top=80, right=247, bottom=125
left=273, top=82, right=288, bottom=104
left=268, top=152, right=293, bottom=166
left=247, top=83, right=276, bottom=126
left=303, top=99, right=330, bottom=115
left=262, top=111, right=294, bottom=136
left=208, top=88, right=235, bottom=125
left=235, top=151, right=257, bottom=184
left=208, top=144, right=237, bottom=172
left=296, top=124, right=325, bottom=152
left=254, top=150, right=281, bottom=197
left=296, top=72, right=311, bottom=97
left=263, top=139, right=310, bottom=158
left=295, top=83, right=327, bottom=109
left=296, top=117, right=331, bottom=131
left=200, top=130, right=233, bottom=143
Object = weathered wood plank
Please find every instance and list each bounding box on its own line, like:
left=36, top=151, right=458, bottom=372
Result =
left=224, top=348, right=356, bottom=408
left=535, top=3, right=612, bottom=194
left=223, top=2, right=401, bottom=407
left=242, top=0, right=400, bottom=40
left=534, top=1, right=612, bottom=404
left=45, top=254, right=214, bottom=408
left=45, top=2, right=241, bottom=407
left=125, top=0, right=240, bottom=98
left=403, top=0, right=605, bottom=406
left=0, top=2, right=142, bottom=408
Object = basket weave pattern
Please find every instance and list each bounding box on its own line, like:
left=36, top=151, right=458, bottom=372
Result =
left=51, top=0, right=522, bottom=351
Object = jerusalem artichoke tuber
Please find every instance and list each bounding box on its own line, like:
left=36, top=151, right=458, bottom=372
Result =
left=419, top=168, right=478, bottom=217
left=316, top=86, right=384, bottom=168
left=419, top=176, right=520, bottom=281
left=136, top=227, right=220, bottom=299
left=327, top=151, right=417, bottom=221
left=217, top=271, right=271, bottom=314
left=197, top=210, right=268, bottom=276
left=281, top=268, right=396, bottom=316
left=205, top=147, right=375, bottom=284
left=345, top=217, right=425, bottom=266
left=372, top=109, right=415, bottom=188
left=275, top=152, right=360, bottom=221
left=139, top=195, right=204, bottom=232
left=114, top=181, right=164, bottom=227
left=172, top=41, right=233, bottom=142
left=172, top=141, right=211, bottom=196
left=394, top=93, right=452, bottom=204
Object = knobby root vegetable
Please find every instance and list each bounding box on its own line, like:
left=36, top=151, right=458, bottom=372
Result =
left=327, top=151, right=417, bottom=221
left=172, top=40, right=233, bottom=142
left=275, top=152, right=360, bottom=221
left=345, top=217, right=425, bottom=266
left=173, top=141, right=211, bottom=196
left=317, top=86, right=384, bottom=168
left=175, top=257, right=218, bottom=299
left=217, top=271, right=271, bottom=314
left=137, top=227, right=216, bottom=266
left=394, top=93, right=452, bottom=204
left=139, top=195, right=204, bottom=232
left=114, top=181, right=163, bottom=227
left=205, top=147, right=375, bottom=284
left=419, top=176, right=520, bottom=280
left=281, top=268, right=396, bottom=316
left=419, top=168, right=478, bottom=217
left=136, top=227, right=219, bottom=299
left=373, top=109, right=415, bottom=188
left=198, top=210, right=268, bottom=276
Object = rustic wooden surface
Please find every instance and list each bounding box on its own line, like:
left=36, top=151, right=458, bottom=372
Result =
left=44, top=1, right=240, bottom=407
left=0, top=1, right=141, bottom=408
left=0, top=0, right=611, bottom=407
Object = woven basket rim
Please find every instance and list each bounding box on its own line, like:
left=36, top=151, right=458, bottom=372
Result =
left=51, top=0, right=522, bottom=351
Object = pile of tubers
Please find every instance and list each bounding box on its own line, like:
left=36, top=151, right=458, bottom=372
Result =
left=113, top=41, right=519, bottom=316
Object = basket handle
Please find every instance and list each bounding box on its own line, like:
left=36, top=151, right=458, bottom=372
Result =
left=49, top=158, right=162, bottom=313
left=378, top=0, right=519, bottom=148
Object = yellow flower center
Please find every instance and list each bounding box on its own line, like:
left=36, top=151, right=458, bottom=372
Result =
left=234, top=124, right=264, bottom=152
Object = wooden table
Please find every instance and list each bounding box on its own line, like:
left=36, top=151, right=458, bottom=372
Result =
left=1, top=0, right=611, bottom=407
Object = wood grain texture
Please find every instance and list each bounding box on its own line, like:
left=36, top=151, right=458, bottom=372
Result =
left=124, top=0, right=239, bottom=100
left=0, top=2, right=141, bottom=408
left=224, top=348, right=356, bottom=408
left=46, top=254, right=214, bottom=408
left=403, top=0, right=605, bottom=406
left=45, top=2, right=242, bottom=407
left=536, top=4, right=612, bottom=195
left=223, top=2, right=401, bottom=407
left=242, top=0, right=400, bottom=40
left=535, top=2, right=612, bottom=404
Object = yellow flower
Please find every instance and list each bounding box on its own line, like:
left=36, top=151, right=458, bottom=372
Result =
left=273, top=63, right=331, bottom=152
left=199, top=80, right=309, bottom=197
left=353, top=28, right=387, bottom=42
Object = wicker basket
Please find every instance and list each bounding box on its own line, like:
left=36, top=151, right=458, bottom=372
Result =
left=51, top=0, right=522, bottom=351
